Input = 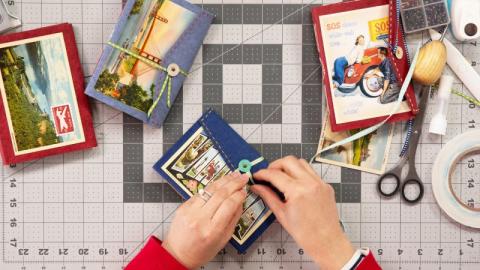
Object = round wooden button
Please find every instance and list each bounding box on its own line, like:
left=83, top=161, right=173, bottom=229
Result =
left=167, top=63, right=180, bottom=77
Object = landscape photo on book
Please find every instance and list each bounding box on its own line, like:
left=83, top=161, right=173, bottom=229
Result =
left=318, top=4, right=411, bottom=124
left=161, top=127, right=272, bottom=244
left=316, top=112, right=393, bottom=174
left=0, top=32, right=85, bottom=155
left=94, top=0, right=195, bottom=113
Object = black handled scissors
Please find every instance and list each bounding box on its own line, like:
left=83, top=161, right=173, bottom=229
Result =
left=377, top=86, right=430, bottom=204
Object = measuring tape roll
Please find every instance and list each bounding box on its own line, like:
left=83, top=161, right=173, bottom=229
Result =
left=432, top=130, right=480, bottom=228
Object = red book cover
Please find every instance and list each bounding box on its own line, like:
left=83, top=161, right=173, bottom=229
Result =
left=0, top=23, right=97, bottom=165
left=311, top=0, right=418, bottom=132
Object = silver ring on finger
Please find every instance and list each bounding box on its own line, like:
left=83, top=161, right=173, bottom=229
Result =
left=198, top=188, right=213, bottom=202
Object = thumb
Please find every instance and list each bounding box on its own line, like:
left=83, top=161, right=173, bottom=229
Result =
left=250, top=185, right=284, bottom=218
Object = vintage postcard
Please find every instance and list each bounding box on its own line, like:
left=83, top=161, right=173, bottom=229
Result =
left=0, top=33, right=85, bottom=155
left=86, top=0, right=213, bottom=127
left=316, top=111, right=394, bottom=174
left=160, top=127, right=271, bottom=244
left=319, top=5, right=411, bottom=123
left=92, top=0, right=196, bottom=114
left=312, top=0, right=417, bottom=131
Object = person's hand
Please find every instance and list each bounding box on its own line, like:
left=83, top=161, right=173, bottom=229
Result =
left=251, top=156, right=355, bottom=270
left=162, top=172, right=249, bottom=269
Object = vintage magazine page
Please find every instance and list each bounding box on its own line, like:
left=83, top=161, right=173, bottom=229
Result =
left=317, top=4, right=412, bottom=125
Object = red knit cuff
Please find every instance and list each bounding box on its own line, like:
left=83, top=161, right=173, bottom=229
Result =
left=356, top=250, right=382, bottom=270
left=125, top=236, right=188, bottom=270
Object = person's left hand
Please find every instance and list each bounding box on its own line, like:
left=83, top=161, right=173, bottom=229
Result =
left=162, top=172, right=248, bottom=269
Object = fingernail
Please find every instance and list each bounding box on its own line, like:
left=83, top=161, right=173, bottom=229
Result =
left=231, top=171, right=241, bottom=177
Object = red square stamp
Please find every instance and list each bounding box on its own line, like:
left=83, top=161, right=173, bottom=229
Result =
left=51, top=104, right=75, bottom=135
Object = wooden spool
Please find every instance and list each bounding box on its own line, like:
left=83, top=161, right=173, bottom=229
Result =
left=413, top=40, right=447, bottom=85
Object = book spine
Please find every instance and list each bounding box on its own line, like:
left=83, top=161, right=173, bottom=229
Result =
left=311, top=16, right=329, bottom=101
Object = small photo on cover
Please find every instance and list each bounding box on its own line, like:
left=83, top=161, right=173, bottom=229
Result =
left=0, top=33, right=85, bottom=155
left=93, top=0, right=196, bottom=113
left=160, top=127, right=271, bottom=243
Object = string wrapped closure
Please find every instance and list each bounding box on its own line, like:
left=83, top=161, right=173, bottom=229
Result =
left=236, top=157, right=265, bottom=185
left=107, top=42, right=188, bottom=118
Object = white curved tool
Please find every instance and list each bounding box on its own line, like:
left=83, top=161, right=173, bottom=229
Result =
left=429, top=29, right=480, bottom=102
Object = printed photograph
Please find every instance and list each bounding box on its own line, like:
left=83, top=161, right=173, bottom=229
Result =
left=316, top=112, right=393, bottom=174
left=161, top=127, right=271, bottom=243
left=94, top=0, right=196, bottom=113
left=172, top=133, right=209, bottom=172
left=235, top=193, right=267, bottom=239
left=318, top=5, right=411, bottom=124
left=0, top=33, right=85, bottom=155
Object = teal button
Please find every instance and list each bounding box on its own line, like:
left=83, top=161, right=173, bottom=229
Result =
left=238, top=159, right=252, bottom=173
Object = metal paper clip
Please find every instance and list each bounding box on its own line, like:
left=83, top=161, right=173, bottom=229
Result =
left=0, top=0, right=21, bottom=34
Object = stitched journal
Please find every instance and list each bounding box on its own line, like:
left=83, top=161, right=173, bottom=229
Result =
left=311, top=0, right=418, bottom=132
left=85, top=0, right=214, bottom=127
left=153, top=109, right=276, bottom=253
left=0, top=23, right=97, bottom=165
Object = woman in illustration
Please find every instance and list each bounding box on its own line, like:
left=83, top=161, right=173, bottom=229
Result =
left=332, top=35, right=366, bottom=89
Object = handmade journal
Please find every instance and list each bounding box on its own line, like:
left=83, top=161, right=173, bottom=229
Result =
left=154, top=109, right=275, bottom=253
left=311, top=0, right=418, bottom=132
left=0, top=23, right=97, bottom=165
left=85, top=0, right=214, bottom=127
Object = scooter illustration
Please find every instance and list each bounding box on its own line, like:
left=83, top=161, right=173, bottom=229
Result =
left=336, top=47, right=385, bottom=98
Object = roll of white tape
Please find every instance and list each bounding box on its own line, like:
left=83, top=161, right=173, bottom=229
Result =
left=432, top=130, right=480, bottom=228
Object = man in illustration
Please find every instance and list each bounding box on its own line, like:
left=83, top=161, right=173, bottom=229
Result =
left=332, top=35, right=366, bottom=89
left=55, top=106, right=69, bottom=133
left=377, top=47, right=400, bottom=104
left=206, top=161, right=217, bottom=180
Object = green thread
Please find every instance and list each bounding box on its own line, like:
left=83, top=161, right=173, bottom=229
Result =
left=451, top=89, right=480, bottom=107
left=147, top=75, right=172, bottom=118
left=167, top=77, right=172, bottom=108
left=107, top=41, right=168, bottom=72
left=107, top=41, right=188, bottom=118
left=431, top=84, right=480, bottom=107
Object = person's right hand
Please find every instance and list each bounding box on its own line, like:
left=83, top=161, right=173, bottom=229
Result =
left=251, top=156, right=355, bottom=270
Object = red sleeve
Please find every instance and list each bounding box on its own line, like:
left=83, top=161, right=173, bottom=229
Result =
left=356, top=251, right=382, bottom=270
left=125, top=236, right=188, bottom=270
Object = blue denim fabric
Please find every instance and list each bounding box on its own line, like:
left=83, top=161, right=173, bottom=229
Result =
left=333, top=56, right=348, bottom=85
left=199, top=110, right=269, bottom=173
left=154, top=109, right=275, bottom=253
left=85, top=0, right=214, bottom=127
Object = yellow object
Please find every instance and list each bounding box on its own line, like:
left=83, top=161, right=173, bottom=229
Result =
left=413, top=40, right=447, bottom=85
left=368, top=17, right=389, bottom=42
left=361, top=56, right=371, bottom=64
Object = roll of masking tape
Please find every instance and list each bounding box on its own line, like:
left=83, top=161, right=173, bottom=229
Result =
left=432, top=130, right=480, bottom=228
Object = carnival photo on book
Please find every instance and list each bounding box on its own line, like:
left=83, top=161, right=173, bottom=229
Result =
left=0, top=32, right=85, bottom=155
left=160, top=127, right=272, bottom=244
left=94, top=0, right=195, bottom=113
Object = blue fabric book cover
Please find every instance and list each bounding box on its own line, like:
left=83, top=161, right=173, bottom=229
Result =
left=85, top=0, right=213, bottom=127
left=153, top=109, right=276, bottom=253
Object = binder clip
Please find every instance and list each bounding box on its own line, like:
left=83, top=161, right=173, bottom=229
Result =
left=0, top=0, right=21, bottom=34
